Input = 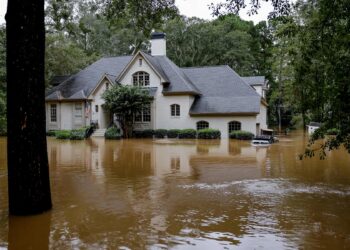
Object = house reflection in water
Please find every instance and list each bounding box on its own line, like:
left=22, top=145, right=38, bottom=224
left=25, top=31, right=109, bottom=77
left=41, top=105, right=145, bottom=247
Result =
left=47, top=138, right=268, bottom=181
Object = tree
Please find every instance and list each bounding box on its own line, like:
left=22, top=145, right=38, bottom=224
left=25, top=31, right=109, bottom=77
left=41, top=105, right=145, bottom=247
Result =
left=104, top=0, right=178, bottom=54
left=102, top=85, right=153, bottom=138
left=293, top=0, right=350, bottom=158
left=6, top=0, right=52, bottom=214
left=210, top=0, right=291, bottom=18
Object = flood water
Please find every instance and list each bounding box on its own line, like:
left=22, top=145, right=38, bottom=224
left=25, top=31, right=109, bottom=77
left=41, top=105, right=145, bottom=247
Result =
left=1, top=131, right=350, bottom=249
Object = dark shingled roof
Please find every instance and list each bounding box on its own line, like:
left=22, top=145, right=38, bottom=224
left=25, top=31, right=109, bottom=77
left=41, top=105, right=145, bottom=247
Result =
left=241, top=76, right=265, bottom=86
left=46, top=53, right=263, bottom=115
left=46, top=56, right=132, bottom=100
left=182, top=66, right=261, bottom=115
left=50, top=75, right=71, bottom=86
left=152, top=56, right=200, bottom=95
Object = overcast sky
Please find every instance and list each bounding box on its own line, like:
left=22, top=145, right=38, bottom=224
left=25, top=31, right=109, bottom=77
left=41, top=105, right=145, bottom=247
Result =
left=0, top=0, right=273, bottom=25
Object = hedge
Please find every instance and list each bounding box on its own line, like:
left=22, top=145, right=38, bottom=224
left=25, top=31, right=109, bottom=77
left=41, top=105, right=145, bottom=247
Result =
left=154, top=129, right=168, bottom=138
left=167, top=129, right=180, bottom=138
left=197, top=128, right=221, bottom=139
left=230, top=130, right=254, bottom=140
left=70, top=129, right=86, bottom=140
left=105, top=126, right=121, bottom=140
left=178, top=129, right=197, bottom=139
left=46, top=130, right=57, bottom=137
left=55, top=130, right=71, bottom=140
left=132, top=129, right=154, bottom=138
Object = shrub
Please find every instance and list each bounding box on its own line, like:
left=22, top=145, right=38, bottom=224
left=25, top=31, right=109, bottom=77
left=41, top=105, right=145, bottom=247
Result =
left=142, top=129, right=154, bottom=138
left=154, top=129, right=168, bottom=138
left=55, top=130, right=71, bottom=140
left=230, top=130, right=254, bottom=140
left=46, top=130, right=57, bottom=137
left=178, top=129, right=197, bottom=139
left=326, top=128, right=340, bottom=135
left=167, top=129, right=180, bottom=138
left=197, top=128, right=221, bottom=139
left=70, top=129, right=86, bottom=140
left=105, top=126, right=121, bottom=140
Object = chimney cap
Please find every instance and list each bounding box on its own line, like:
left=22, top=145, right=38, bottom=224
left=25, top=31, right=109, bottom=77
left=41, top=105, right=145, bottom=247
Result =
left=151, top=32, right=166, bottom=40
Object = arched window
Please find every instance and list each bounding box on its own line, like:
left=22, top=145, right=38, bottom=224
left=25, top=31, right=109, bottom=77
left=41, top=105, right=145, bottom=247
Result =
left=170, top=104, right=180, bottom=117
left=133, top=71, right=150, bottom=86
left=197, top=121, right=209, bottom=130
left=228, top=121, right=241, bottom=133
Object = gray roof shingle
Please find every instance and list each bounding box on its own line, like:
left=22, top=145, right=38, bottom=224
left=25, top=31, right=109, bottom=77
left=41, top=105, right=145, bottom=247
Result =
left=46, top=56, right=132, bottom=100
left=182, top=66, right=261, bottom=115
left=241, top=76, right=265, bottom=86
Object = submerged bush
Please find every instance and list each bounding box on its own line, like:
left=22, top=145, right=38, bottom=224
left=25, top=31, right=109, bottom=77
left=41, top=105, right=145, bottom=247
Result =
left=167, top=129, right=180, bottom=138
left=105, top=126, right=121, bottom=140
left=142, top=129, right=154, bottom=138
left=46, top=130, right=57, bottom=137
left=154, top=129, right=168, bottom=138
left=197, top=128, right=221, bottom=139
left=178, top=129, right=197, bottom=139
left=70, top=129, right=86, bottom=140
left=55, top=130, right=71, bottom=140
left=230, top=130, right=254, bottom=140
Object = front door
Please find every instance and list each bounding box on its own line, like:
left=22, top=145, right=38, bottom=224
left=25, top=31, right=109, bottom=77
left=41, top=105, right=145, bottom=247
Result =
left=99, top=106, right=111, bottom=129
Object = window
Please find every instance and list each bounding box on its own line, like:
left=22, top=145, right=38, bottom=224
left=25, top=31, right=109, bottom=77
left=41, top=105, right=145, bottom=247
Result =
left=197, top=121, right=209, bottom=130
left=133, top=71, right=150, bottom=86
left=106, top=82, right=109, bottom=90
left=95, top=105, right=99, bottom=113
left=170, top=104, right=180, bottom=117
left=50, top=104, right=57, bottom=122
left=228, top=121, right=241, bottom=133
left=135, top=105, right=151, bottom=122
left=139, top=59, right=143, bottom=66
left=75, top=103, right=83, bottom=122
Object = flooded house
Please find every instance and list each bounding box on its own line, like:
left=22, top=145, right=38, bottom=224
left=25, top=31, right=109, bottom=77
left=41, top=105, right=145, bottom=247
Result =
left=45, top=33, right=268, bottom=138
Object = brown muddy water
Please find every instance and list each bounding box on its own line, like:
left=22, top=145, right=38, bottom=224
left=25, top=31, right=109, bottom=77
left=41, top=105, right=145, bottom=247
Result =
left=1, top=131, right=350, bottom=249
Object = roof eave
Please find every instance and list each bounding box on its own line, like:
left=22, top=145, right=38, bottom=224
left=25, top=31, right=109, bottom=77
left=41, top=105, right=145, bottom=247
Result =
left=189, top=112, right=259, bottom=116
left=162, top=91, right=201, bottom=96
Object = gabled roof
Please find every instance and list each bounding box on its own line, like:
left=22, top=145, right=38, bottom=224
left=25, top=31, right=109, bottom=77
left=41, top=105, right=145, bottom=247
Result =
left=46, top=56, right=132, bottom=101
left=182, top=66, right=261, bottom=115
left=241, top=76, right=266, bottom=86
left=152, top=56, right=200, bottom=95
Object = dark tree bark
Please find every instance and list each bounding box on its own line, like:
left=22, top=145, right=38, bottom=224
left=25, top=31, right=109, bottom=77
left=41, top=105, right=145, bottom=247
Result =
left=6, top=0, right=52, bottom=215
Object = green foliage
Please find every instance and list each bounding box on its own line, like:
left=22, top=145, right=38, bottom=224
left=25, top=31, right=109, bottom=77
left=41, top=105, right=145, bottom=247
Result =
left=178, top=129, right=197, bottom=139
left=104, top=0, right=178, bottom=53
left=326, top=128, right=340, bottom=136
left=165, top=15, right=272, bottom=76
left=45, top=34, right=98, bottom=85
left=197, top=129, right=221, bottom=139
left=102, top=85, right=153, bottom=138
left=132, top=129, right=154, bottom=138
left=105, top=126, right=121, bottom=140
left=230, top=130, right=254, bottom=140
left=46, top=130, right=57, bottom=137
left=167, top=129, right=180, bottom=138
left=55, top=130, right=71, bottom=140
left=69, top=129, right=86, bottom=140
left=154, top=129, right=168, bottom=138
left=0, top=89, right=6, bottom=135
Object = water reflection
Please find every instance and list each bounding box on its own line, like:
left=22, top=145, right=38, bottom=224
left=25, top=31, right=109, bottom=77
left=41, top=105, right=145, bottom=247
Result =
left=0, top=132, right=350, bottom=249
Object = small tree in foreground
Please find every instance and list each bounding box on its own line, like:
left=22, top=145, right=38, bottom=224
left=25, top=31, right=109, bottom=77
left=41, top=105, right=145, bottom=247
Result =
left=102, top=85, right=152, bottom=138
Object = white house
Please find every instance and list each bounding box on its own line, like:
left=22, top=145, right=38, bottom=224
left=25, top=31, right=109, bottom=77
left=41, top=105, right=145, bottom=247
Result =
left=45, top=32, right=269, bottom=138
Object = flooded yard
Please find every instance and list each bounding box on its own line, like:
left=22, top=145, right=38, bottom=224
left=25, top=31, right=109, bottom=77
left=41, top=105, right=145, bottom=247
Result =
left=1, top=131, right=350, bottom=249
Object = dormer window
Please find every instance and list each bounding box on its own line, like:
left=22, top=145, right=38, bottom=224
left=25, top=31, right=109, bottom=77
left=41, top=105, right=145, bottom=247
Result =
left=133, top=71, right=149, bottom=87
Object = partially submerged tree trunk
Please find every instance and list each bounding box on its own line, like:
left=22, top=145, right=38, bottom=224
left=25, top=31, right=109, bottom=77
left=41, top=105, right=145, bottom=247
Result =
left=6, top=0, right=52, bottom=215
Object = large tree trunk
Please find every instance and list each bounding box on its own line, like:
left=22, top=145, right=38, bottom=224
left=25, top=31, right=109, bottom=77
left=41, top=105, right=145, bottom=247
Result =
left=6, top=0, right=52, bottom=215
